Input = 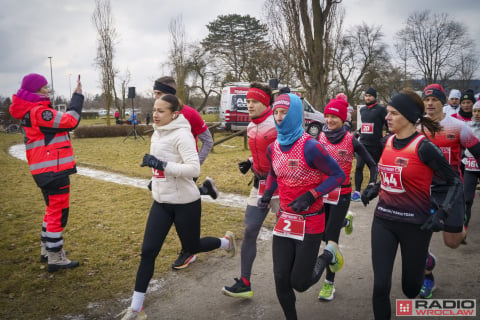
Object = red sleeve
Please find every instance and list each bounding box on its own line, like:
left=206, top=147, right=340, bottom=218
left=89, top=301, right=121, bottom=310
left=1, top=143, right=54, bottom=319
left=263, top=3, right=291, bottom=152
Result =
left=181, top=105, right=208, bottom=137
left=34, top=104, right=80, bottom=131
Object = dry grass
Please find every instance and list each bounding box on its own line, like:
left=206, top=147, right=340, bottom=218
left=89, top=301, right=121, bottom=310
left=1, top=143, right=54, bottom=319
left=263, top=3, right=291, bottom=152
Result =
left=0, top=132, right=246, bottom=320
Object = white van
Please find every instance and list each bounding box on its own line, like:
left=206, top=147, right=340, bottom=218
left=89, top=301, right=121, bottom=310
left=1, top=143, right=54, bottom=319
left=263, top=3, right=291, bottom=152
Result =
left=219, top=83, right=325, bottom=135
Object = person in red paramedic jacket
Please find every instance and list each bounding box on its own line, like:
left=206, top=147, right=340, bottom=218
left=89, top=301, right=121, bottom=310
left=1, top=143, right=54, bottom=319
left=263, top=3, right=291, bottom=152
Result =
left=9, top=73, right=84, bottom=272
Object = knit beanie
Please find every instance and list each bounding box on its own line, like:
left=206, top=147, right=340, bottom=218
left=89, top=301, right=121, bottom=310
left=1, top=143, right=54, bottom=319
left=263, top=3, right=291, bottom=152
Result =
left=21, top=73, right=48, bottom=93
left=335, top=93, right=348, bottom=102
left=473, top=101, right=480, bottom=110
left=460, top=89, right=475, bottom=104
left=365, top=87, right=377, bottom=98
left=324, top=98, right=348, bottom=122
left=448, top=89, right=461, bottom=100
left=422, top=84, right=446, bottom=105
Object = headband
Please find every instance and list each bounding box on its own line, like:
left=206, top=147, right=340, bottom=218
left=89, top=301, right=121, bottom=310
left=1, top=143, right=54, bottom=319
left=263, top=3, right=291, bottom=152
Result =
left=246, top=88, right=270, bottom=107
left=388, top=93, right=423, bottom=124
left=154, top=81, right=176, bottom=95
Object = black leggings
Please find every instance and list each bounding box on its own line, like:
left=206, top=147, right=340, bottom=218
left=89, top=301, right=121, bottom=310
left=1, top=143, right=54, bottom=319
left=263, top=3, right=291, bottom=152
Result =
left=134, top=199, right=220, bottom=292
left=273, top=233, right=323, bottom=320
left=355, top=144, right=382, bottom=191
left=371, top=217, right=432, bottom=320
left=463, top=170, right=480, bottom=227
left=324, top=193, right=351, bottom=282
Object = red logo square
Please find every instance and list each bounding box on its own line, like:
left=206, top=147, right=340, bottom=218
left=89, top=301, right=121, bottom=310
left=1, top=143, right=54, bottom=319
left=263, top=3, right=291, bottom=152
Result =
left=396, top=300, right=413, bottom=316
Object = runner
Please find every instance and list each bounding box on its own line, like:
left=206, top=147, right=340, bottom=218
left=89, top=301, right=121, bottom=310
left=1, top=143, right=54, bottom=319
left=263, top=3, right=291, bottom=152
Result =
left=362, top=89, right=462, bottom=319
left=462, top=100, right=480, bottom=241
left=259, top=93, right=345, bottom=319
left=419, top=84, right=480, bottom=299
left=352, top=87, right=388, bottom=202
left=222, top=82, right=279, bottom=299
left=153, top=76, right=218, bottom=270
left=119, top=94, right=235, bottom=320
left=316, top=98, right=377, bottom=301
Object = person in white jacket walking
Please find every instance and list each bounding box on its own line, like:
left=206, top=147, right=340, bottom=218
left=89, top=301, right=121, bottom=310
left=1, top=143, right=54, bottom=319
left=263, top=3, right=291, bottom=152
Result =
left=120, top=94, right=236, bottom=320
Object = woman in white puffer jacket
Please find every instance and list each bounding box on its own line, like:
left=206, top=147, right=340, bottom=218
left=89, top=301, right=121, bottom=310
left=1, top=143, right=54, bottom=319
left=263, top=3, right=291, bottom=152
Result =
left=120, top=94, right=236, bottom=320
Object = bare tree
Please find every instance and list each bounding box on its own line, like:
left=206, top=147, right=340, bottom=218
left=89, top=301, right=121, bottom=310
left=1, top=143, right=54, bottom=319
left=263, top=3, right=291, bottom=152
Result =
left=186, top=43, right=223, bottom=112
left=265, top=0, right=342, bottom=107
left=334, top=23, right=390, bottom=102
left=396, top=10, right=476, bottom=85
left=168, top=15, right=189, bottom=102
left=92, top=0, right=117, bottom=126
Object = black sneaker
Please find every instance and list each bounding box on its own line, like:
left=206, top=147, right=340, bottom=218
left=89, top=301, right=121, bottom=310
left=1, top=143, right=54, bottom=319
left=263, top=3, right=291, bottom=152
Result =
left=222, top=278, right=253, bottom=298
left=172, top=251, right=197, bottom=270
left=202, top=177, right=218, bottom=199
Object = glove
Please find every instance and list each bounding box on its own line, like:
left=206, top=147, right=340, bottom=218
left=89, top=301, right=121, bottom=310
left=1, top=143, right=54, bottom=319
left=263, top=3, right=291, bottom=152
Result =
left=257, top=190, right=273, bottom=209
left=141, top=154, right=166, bottom=171
left=147, top=180, right=152, bottom=191
left=287, top=191, right=316, bottom=213
left=421, top=208, right=447, bottom=232
left=361, top=183, right=380, bottom=207
left=238, top=159, right=252, bottom=174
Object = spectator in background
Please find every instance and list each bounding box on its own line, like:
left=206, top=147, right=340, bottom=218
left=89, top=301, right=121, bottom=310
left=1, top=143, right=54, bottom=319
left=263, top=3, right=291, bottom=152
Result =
left=352, top=87, right=388, bottom=202
left=452, top=89, right=476, bottom=122
left=115, top=109, right=120, bottom=124
left=443, top=89, right=461, bottom=117
left=145, top=113, right=150, bottom=126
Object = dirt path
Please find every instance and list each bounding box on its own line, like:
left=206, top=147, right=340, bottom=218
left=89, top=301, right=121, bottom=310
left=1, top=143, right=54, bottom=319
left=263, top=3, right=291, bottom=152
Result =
left=9, top=144, right=479, bottom=319
left=90, top=199, right=479, bottom=320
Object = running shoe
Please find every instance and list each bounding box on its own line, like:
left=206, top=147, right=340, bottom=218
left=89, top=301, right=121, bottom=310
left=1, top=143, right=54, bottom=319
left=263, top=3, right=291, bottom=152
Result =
left=351, top=191, right=361, bottom=202
left=318, top=281, right=335, bottom=301
left=344, top=212, right=354, bottom=235
left=224, top=231, right=236, bottom=257
left=325, top=243, right=344, bottom=273
left=202, top=177, right=219, bottom=199
left=419, top=277, right=436, bottom=299
left=117, top=307, right=147, bottom=320
left=171, top=251, right=197, bottom=270
left=222, top=278, right=254, bottom=298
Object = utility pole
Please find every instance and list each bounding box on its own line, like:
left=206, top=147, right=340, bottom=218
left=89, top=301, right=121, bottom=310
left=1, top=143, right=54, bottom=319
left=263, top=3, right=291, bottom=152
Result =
left=48, top=56, right=55, bottom=107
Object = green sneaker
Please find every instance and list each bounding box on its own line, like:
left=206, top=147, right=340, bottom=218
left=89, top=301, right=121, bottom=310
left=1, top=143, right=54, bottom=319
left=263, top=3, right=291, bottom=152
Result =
left=318, top=281, right=335, bottom=301
left=345, top=212, right=354, bottom=235
left=325, top=243, right=344, bottom=273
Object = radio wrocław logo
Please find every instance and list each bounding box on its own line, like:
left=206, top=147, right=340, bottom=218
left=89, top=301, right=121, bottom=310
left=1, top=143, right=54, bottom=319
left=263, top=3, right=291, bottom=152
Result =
left=396, top=299, right=476, bottom=317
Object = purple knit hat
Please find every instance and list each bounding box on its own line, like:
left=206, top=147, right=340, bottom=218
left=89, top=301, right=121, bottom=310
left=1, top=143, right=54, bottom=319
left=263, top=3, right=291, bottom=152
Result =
left=21, top=73, right=48, bottom=93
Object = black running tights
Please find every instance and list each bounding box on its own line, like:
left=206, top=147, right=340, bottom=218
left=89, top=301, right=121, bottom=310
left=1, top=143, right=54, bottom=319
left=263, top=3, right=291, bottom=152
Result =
left=371, top=216, right=432, bottom=320
left=134, top=199, right=220, bottom=292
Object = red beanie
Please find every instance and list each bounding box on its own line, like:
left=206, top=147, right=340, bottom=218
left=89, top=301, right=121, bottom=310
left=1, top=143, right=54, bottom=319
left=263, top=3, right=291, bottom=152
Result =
left=324, top=98, right=348, bottom=122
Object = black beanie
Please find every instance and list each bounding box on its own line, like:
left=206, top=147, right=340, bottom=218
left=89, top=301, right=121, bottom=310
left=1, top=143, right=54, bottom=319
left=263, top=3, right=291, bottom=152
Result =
left=365, top=87, right=377, bottom=98
left=460, top=89, right=475, bottom=104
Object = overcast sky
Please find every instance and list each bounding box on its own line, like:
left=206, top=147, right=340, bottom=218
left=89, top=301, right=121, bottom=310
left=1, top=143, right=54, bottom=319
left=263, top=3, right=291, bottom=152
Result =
left=1, top=0, right=479, bottom=100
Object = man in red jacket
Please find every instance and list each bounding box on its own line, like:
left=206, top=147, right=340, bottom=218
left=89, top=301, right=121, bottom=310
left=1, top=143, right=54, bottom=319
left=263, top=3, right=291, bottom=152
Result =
left=9, top=73, right=84, bottom=272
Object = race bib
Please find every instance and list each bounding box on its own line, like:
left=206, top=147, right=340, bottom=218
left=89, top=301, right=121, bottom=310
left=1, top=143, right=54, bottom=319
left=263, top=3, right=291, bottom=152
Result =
left=323, top=187, right=341, bottom=205
left=152, top=168, right=166, bottom=181
left=273, top=211, right=306, bottom=241
left=361, top=123, right=374, bottom=134
left=378, top=164, right=405, bottom=193
left=440, top=147, right=451, bottom=164
left=257, top=180, right=279, bottom=199
left=465, top=156, right=479, bottom=171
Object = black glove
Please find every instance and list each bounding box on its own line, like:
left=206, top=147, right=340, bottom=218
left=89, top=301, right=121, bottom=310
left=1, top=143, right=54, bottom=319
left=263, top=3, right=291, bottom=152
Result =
left=361, top=183, right=380, bottom=207
left=287, top=191, right=316, bottom=213
left=147, top=180, right=152, bottom=191
left=238, top=159, right=252, bottom=174
left=141, top=154, right=166, bottom=171
left=421, top=208, right=447, bottom=232
left=257, top=190, right=273, bottom=209
left=354, top=129, right=361, bottom=139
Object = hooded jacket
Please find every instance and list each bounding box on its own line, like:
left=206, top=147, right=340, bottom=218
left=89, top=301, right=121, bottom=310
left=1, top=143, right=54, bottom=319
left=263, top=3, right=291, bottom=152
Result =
left=9, top=93, right=84, bottom=187
left=150, top=114, right=201, bottom=204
